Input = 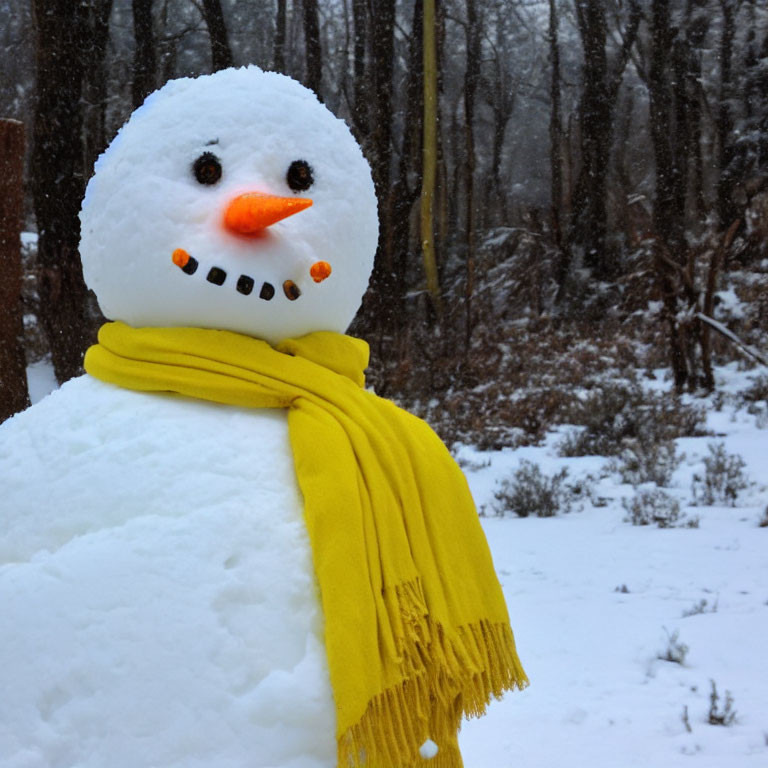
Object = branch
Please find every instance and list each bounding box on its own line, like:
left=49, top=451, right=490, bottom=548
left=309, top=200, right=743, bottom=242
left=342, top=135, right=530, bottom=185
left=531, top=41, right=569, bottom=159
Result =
left=695, top=313, right=768, bottom=368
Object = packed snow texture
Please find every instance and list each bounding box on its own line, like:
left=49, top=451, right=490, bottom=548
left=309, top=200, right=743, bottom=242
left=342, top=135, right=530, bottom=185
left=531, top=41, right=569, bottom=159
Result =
left=3, top=364, right=766, bottom=767
left=0, top=376, right=336, bottom=768
left=79, top=66, right=378, bottom=345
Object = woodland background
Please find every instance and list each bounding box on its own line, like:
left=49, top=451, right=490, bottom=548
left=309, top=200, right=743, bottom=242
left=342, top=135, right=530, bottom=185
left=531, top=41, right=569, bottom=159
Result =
left=0, top=0, right=767, bottom=446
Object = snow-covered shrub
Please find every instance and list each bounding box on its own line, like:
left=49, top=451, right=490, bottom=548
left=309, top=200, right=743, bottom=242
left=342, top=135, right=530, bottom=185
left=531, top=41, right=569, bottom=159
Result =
left=740, top=375, right=768, bottom=428
left=658, top=628, right=689, bottom=665
left=759, top=506, right=768, bottom=528
left=622, top=488, right=699, bottom=529
left=691, top=443, right=749, bottom=506
left=682, top=598, right=717, bottom=617
left=492, top=460, right=581, bottom=518
left=558, top=383, right=705, bottom=458
left=708, top=681, right=737, bottom=726
left=613, top=439, right=683, bottom=487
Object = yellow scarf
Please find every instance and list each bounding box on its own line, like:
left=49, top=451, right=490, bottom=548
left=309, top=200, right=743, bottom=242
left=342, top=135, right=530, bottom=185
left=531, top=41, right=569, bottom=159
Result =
left=84, top=322, right=528, bottom=768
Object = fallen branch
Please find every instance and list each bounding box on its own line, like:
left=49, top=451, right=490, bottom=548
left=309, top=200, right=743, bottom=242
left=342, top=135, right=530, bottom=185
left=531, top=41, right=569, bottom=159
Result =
left=696, top=312, right=768, bottom=368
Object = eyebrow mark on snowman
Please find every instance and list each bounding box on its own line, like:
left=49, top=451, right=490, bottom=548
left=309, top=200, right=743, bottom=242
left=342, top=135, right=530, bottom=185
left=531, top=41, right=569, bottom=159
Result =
left=204, top=138, right=219, bottom=146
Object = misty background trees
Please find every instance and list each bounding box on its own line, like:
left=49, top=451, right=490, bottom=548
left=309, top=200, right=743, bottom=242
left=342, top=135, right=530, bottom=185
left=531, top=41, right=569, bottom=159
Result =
left=1, top=0, right=767, bottom=436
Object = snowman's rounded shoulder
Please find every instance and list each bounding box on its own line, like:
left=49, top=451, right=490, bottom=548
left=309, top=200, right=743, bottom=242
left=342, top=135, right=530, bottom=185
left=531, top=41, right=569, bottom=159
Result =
left=0, top=375, right=300, bottom=564
left=0, top=374, right=337, bottom=767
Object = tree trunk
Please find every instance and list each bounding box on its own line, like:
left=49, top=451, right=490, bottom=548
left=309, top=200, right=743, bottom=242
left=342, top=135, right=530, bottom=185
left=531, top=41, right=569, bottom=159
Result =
left=82, top=0, right=114, bottom=176
left=274, top=0, right=286, bottom=72
left=570, top=0, right=609, bottom=275
left=359, top=0, right=396, bottom=343
left=462, top=0, right=480, bottom=350
left=31, top=0, right=96, bottom=384
left=648, top=0, right=688, bottom=390
left=200, top=0, right=233, bottom=72
left=570, top=0, right=640, bottom=281
left=0, top=119, right=30, bottom=420
left=350, top=0, right=368, bottom=139
left=550, top=0, right=569, bottom=302
left=648, top=0, right=683, bottom=252
left=716, top=0, right=737, bottom=229
left=421, top=0, right=440, bottom=314
left=302, top=0, right=322, bottom=100
left=132, top=0, right=156, bottom=108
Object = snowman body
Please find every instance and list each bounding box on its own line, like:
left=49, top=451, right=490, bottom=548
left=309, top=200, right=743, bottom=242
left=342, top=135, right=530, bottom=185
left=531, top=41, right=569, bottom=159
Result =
left=0, top=66, right=381, bottom=767
left=0, top=375, right=337, bottom=768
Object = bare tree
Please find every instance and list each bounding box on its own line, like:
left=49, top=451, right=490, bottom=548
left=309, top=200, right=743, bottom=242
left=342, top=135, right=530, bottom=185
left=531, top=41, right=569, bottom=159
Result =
left=569, top=0, right=641, bottom=281
left=350, top=0, right=368, bottom=138
left=274, top=0, right=286, bottom=72
left=31, top=0, right=97, bottom=383
left=302, top=0, right=322, bottom=99
left=549, top=0, right=568, bottom=300
left=421, top=0, right=440, bottom=315
left=200, top=0, right=233, bottom=71
left=462, top=0, right=480, bottom=349
left=132, top=0, right=156, bottom=108
left=716, top=0, right=739, bottom=229
left=81, top=0, right=114, bottom=177
left=648, top=0, right=689, bottom=390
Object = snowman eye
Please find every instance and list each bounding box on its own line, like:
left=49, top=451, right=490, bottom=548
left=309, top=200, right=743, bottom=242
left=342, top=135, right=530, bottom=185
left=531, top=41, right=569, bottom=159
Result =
left=193, top=152, right=222, bottom=185
left=286, top=160, right=314, bottom=192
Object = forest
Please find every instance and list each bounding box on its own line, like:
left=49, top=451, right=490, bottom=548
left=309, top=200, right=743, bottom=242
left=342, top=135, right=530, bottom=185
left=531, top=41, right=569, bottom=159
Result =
left=0, top=0, right=767, bottom=445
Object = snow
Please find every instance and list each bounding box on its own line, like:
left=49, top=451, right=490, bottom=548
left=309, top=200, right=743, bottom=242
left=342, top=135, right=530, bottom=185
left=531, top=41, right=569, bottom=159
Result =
left=419, top=739, right=439, bottom=759
left=2, top=365, right=765, bottom=766
left=25, top=359, right=57, bottom=405
left=455, top=366, right=768, bottom=767
left=3, top=60, right=766, bottom=766
left=0, top=376, right=335, bottom=768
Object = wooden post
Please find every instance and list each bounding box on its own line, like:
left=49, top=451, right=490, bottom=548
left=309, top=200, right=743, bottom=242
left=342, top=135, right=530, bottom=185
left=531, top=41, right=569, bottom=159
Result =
left=0, top=118, right=30, bottom=422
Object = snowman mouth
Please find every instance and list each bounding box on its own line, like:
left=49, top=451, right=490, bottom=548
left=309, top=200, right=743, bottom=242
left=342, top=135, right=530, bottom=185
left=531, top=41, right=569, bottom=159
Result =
left=171, top=248, right=300, bottom=301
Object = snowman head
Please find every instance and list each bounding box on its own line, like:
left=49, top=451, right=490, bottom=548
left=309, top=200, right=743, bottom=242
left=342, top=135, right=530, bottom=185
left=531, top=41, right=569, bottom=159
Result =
left=80, top=66, right=379, bottom=345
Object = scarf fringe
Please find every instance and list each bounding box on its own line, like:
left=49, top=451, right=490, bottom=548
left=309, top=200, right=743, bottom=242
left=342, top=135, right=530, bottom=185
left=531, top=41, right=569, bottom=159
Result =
left=338, top=578, right=529, bottom=768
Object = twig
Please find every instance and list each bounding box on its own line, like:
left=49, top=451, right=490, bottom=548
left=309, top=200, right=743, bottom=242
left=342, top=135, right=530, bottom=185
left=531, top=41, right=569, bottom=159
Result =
left=696, top=312, right=768, bottom=368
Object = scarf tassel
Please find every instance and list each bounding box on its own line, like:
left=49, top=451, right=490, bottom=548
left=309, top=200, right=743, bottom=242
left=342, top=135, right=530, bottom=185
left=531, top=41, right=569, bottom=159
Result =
left=339, top=578, right=529, bottom=768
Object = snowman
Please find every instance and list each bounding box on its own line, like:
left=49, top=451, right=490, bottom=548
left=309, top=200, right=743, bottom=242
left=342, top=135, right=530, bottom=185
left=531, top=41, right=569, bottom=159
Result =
left=0, top=67, right=526, bottom=768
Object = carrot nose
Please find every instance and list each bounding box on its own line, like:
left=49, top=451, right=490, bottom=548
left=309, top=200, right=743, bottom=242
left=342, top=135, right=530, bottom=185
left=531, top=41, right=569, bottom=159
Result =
left=224, top=192, right=312, bottom=235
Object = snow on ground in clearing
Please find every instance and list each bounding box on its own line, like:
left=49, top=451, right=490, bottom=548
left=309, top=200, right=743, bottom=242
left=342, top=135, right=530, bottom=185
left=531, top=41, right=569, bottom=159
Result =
left=7, top=362, right=767, bottom=765
left=458, top=364, right=768, bottom=767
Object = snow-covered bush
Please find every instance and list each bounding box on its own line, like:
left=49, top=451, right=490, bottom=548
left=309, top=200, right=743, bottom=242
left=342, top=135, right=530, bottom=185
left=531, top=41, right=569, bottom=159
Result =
left=708, top=680, right=737, bottom=726
left=613, top=439, right=683, bottom=487
left=622, top=488, right=698, bottom=529
left=691, top=443, right=749, bottom=506
left=682, top=598, right=717, bottom=617
left=492, top=460, right=583, bottom=518
left=558, top=383, right=705, bottom=458
left=740, top=375, right=768, bottom=428
left=658, top=628, right=689, bottom=665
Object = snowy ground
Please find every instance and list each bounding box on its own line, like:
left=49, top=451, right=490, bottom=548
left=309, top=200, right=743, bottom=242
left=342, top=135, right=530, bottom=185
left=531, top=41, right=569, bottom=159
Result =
left=459, top=365, right=768, bottom=767
left=19, top=361, right=768, bottom=766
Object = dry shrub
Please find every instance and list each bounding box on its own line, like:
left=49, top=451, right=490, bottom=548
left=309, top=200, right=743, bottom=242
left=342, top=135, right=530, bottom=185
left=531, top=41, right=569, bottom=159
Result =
left=558, top=382, right=706, bottom=458
left=691, top=443, right=749, bottom=506
left=492, top=460, right=579, bottom=518
left=623, top=488, right=699, bottom=529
